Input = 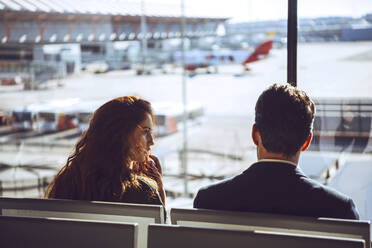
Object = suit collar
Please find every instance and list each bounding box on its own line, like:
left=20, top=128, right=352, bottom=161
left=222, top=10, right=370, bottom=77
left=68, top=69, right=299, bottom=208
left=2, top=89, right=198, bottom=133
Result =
left=258, top=159, right=297, bottom=167
left=245, top=160, right=306, bottom=177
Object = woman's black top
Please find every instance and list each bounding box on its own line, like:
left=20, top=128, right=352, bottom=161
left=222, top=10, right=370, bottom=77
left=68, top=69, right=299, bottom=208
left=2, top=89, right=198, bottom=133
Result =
left=121, top=175, right=163, bottom=206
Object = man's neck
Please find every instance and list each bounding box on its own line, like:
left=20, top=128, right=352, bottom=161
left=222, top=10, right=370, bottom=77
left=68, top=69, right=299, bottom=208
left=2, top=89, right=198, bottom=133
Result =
left=258, top=151, right=300, bottom=166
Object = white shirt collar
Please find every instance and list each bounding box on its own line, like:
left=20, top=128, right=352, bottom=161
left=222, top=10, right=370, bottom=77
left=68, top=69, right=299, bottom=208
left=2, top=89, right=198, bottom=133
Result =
left=258, top=159, right=298, bottom=167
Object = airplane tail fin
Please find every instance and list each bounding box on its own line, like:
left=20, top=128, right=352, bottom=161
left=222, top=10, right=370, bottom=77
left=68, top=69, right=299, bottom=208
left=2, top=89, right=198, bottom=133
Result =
left=242, top=40, right=273, bottom=65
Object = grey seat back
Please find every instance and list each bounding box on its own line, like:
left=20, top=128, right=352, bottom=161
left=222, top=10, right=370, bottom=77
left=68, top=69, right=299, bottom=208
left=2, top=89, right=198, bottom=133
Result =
left=0, top=215, right=137, bottom=248
left=148, top=224, right=365, bottom=248
left=0, top=197, right=164, bottom=248
left=171, top=208, right=371, bottom=247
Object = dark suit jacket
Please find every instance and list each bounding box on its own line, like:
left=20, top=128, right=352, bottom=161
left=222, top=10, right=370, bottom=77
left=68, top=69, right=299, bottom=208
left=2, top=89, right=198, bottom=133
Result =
left=193, top=161, right=359, bottom=219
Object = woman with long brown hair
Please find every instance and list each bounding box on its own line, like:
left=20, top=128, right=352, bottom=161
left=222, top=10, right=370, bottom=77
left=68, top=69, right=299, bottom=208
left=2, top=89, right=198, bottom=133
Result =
left=45, top=96, right=165, bottom=206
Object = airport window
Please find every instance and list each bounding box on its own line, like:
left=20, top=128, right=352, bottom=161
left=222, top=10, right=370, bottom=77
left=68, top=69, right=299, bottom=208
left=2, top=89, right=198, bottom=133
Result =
left=298, top=0, right=372, bottom=224
left=0, top=0, right=287, bottom=204
left=0, top=0, right=371, bottom=231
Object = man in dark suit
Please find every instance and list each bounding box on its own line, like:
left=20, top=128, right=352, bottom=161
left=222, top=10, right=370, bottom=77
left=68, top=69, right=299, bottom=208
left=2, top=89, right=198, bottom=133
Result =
left=194, top=83, right=359, bottom=219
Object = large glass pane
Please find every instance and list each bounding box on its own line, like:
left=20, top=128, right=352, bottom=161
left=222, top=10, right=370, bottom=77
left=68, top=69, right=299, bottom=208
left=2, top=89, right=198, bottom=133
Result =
left=298, top=0, right=372, bottom=225
left=0, top=0, right=287, bottom=207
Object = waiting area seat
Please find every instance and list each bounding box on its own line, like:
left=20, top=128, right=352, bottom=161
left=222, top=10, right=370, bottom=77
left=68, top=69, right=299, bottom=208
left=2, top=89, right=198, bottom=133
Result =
left=0, top=197, right=164, bottom=248
left=0, top=215, right=137, bottom=248
left=171, top=207, right=371, bottom=248
left=1, top=197, right=370, bottom=248
left=148, top=224, right=365, bottom=248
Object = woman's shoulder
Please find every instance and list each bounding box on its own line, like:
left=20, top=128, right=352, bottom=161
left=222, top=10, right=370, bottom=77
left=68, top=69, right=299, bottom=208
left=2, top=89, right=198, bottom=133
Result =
left=137, top=175, right=158, bottom=191
left=121, top=176, right=163, bottom=205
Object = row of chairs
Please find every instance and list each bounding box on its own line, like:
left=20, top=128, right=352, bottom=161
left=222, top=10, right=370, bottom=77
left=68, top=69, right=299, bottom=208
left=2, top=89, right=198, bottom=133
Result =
left=0, top=197, right=370, bottom=248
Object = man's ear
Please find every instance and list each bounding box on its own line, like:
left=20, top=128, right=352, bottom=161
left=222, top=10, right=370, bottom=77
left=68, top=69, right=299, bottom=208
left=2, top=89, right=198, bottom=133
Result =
left=252, top=124, right=260, bottom=146
left=301, top=132, right=313, bottom=151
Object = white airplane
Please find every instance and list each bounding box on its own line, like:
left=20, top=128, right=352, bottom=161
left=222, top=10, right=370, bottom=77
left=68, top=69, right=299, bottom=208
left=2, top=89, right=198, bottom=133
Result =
left=173, top=40, right=273, bottom=74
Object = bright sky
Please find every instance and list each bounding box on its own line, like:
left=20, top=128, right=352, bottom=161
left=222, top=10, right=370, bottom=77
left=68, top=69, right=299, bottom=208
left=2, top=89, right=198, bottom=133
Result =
left=144, top=0, right=372, bottom=22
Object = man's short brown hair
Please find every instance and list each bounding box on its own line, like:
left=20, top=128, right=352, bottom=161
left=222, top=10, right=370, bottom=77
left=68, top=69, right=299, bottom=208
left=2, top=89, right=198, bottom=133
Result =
left=255, top=83, right=315, bottom=156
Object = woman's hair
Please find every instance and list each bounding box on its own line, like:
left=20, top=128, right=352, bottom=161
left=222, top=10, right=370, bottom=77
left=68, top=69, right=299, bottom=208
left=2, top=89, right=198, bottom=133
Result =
left=45, top=96, right=164, bottom=202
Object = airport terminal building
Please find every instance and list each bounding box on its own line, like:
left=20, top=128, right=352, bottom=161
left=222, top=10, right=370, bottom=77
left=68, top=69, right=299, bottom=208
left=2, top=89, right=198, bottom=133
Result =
left=0, top=0, right=227, bottom=84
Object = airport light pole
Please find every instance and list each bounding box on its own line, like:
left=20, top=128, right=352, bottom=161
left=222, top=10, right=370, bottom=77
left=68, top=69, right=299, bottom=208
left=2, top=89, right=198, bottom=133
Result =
left=141, top=0, right=148, bottom=74
left=180, top=0, right=189, bottom=196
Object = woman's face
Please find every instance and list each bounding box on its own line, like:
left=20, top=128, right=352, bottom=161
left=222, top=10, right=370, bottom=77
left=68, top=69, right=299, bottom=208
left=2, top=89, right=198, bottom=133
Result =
left=131, top=113, right=154, bottom=163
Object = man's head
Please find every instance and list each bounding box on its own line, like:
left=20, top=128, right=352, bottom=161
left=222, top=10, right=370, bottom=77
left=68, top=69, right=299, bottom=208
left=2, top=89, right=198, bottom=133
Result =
left=253, top=83, right=315, bottom=158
